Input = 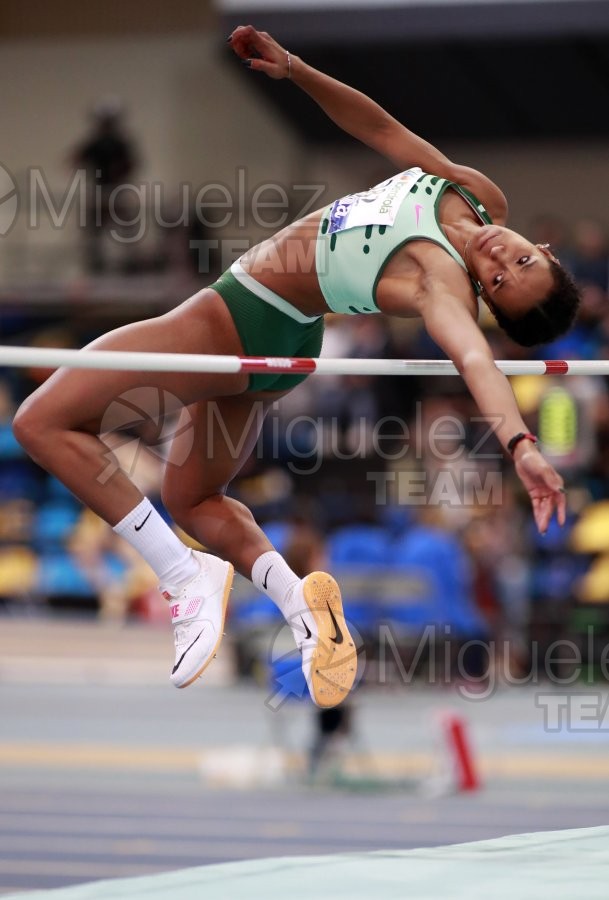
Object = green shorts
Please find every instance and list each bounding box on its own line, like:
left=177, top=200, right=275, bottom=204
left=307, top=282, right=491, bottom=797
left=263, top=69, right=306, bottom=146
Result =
left=210, top=265, right=325, bottom=392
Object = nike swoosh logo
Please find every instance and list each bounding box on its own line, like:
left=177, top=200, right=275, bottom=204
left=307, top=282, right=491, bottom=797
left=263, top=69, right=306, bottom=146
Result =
left=134, top=510, right=152, bottom=531
left=262, top=566, right=273, bottom=590
left=172, top=630, right=204, bottom=674
left=327, top=602, right=343, bottom=644
left=415, top=203, right=424, bottom=228
left=300, top=616, right=312, bottom=641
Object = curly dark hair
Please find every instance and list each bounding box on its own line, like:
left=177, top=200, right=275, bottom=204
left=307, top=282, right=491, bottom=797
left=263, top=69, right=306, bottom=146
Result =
left=490, top=261, right=580, bottom=347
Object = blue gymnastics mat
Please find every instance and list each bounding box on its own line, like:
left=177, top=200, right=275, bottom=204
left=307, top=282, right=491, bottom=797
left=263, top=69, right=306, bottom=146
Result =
left=7, top=826, right=609, bottom=900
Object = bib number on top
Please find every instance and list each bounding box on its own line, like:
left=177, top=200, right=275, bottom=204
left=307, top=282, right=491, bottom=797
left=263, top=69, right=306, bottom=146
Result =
left=327, top=167, right=423, bottom=235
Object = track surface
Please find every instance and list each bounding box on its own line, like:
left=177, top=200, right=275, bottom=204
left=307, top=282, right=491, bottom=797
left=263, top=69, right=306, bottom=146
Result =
left=1, top=617, right=608, bottom=895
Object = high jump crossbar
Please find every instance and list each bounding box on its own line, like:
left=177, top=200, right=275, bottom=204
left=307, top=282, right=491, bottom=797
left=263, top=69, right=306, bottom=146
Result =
left=0, top=346, right=604, bottom=377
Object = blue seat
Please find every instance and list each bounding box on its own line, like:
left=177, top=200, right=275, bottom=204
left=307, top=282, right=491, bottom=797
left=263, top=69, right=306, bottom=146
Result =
left=32, top=502, right=81, bottom=549
left=332, top=563, right=385, bottom=636
left=0, top=462, right=41, bottom=501
left=377, top=563, right=446, bottom=632
left=44, top=476, right=80, bottom=503
left=384, top=526, right=486, bottom=637
left=0, top=422, right=26, bottom=460
left=341, top=599, right=380, bottom=636
left=229, top=593, right=283, bottom=630
left=535, top=326, right=599, bottom=362
left=329, top=525, right=391, bottom=566
left=531, top=555, right=589, bottom=603
left=526, top=513, right=576, bottom=553
left=37, top=552, right=94, bottom=598
left=379, top=503, right=415, bottom=538
left=36, top=550, right=128, bottom=599
left=262, top=520, right=293, bottom=555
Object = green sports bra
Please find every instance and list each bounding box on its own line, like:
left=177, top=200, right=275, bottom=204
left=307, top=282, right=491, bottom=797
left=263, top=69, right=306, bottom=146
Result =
left=315, top=168, right=492, bottom=315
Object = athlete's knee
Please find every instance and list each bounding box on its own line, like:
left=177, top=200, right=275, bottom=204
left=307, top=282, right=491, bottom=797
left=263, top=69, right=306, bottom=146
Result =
left=12, top=394, right=50, bottom=456
left=161, top=487, right=202, bottom=533
left=161, top=493, right=189, bottom=532
left=161, top=482, right=230, bottom=534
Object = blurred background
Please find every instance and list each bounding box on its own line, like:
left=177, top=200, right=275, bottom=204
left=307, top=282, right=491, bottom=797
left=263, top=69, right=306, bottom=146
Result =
left=2, top=0, right=609, bottom=894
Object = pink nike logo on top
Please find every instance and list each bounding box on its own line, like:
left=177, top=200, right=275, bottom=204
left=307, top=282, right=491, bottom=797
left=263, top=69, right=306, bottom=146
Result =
left=415, top=204, right=424, bottom=228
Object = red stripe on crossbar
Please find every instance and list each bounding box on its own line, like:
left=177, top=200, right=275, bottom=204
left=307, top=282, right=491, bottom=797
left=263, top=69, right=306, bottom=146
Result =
left=239, top=357, right=317, bottom=375
left=544, top=360, right=569, bottom=375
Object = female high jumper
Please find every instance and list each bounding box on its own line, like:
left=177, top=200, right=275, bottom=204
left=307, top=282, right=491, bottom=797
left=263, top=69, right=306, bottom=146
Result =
left=14, top=26, right=578, bottom=708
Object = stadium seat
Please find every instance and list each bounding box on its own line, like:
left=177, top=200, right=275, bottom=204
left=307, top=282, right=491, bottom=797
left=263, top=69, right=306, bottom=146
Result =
left=384, top=525, right=486, bottom=637
left=328, top=524, right=392, bottom=566
left=32, top=502, right=81, bottom=550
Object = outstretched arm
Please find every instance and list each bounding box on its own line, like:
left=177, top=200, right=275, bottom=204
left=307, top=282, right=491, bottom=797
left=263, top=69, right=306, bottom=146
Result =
left=422, top=292, right=566, bottom=534
left=229, top=26, right=507, bottom=222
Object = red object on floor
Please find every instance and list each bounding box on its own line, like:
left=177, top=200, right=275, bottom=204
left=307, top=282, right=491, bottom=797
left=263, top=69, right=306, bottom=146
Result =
left=443, top=713, right=481, bottom=792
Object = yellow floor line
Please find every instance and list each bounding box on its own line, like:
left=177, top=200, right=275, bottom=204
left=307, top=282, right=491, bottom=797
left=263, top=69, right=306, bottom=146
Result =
left=0, top=743, right=606, bottom=781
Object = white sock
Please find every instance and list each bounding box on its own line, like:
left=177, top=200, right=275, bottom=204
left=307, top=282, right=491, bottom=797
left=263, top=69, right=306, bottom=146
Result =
left=251, top=551, right=300, bottom=619
left=113, top=498, right=199, bottom=587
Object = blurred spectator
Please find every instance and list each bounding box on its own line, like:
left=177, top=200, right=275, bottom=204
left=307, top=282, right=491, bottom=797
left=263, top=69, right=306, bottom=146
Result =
left=528, top=214, right=572, bottom=270
left=570, top=219, right=609, bottom=292
left=20, top=327, right=79, bottom=394
left=68, top=509, right=158, bottom=621
left=71, top=97, right=138, bottom=274
left=462, top=505, right=530, bottom=680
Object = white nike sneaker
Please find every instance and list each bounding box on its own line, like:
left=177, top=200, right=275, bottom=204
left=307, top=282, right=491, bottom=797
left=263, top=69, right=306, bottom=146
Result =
left=161, top=550, right=234, bottom=689
left=289, top=571, right=357, bottom=708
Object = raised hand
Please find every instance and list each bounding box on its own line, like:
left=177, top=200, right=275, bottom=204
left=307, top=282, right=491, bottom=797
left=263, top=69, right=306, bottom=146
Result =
left=228, top=25, right=291, bottom=79
left=514, top=446, right=566, bottom=535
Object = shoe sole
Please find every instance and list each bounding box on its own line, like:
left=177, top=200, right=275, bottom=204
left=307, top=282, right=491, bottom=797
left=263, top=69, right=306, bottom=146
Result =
left=176, top=562, right=234, bottom=689
left=302, top=571, right=357, bottom=708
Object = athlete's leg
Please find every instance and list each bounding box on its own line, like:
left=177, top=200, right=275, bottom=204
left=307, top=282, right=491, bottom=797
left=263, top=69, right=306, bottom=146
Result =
left=162, top=392, right=357, bottom=706
left=13, top=289, right=253, bottom=687
left=13, top=289, right=249, bottom=525
left=162, top=391, right=281, bottom=577
left=160, top=389, right=302, bottom=687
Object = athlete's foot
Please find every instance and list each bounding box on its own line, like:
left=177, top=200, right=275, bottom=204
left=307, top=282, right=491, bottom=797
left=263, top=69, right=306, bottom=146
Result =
left=289, top=572, right=357, bottom=708
left=161, top=550, right=234, bottom=689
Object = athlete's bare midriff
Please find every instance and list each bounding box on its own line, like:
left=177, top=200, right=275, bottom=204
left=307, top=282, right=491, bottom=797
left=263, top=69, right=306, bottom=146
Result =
left=239, top=210, right=327, bottom=315
left=239, top=187, right=485, bottom=320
